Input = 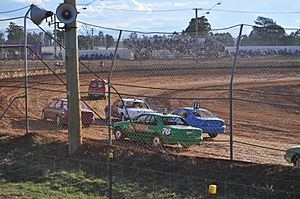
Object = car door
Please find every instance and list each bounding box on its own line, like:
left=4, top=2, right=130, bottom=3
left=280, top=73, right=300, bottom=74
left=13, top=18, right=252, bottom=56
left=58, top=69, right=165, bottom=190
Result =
left=135, top=115, right=158, bottom=142
left=111, top=100, right=121, bottom=117
left=45, top=100, right=58, bottom=120
left=144, top=115, right=159, bottom=142
left=128, top=114, right=149, bottom=141
left=52, top=100, right=63, bottom=118
left=117, top=100, right=126, bottom=118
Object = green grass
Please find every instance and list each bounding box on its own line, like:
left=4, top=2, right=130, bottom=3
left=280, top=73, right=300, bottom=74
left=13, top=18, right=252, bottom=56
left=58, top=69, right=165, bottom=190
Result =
left=0, top=171, right=106, bottom=199
left=0, top=170, right=201, bottom=199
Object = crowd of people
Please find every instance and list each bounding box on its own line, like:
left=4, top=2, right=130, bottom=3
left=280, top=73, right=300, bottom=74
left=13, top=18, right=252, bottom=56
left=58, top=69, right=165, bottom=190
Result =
left=236, top=48, right=300, bottom=57
left=123, top=35, right=225, bottom=60
left=78, top=35, right=299, bottom=60
left=79, top=53, right=119, bottom=60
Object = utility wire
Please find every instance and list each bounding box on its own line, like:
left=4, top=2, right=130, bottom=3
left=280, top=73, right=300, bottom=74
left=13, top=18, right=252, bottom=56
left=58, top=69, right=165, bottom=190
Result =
left=89, top=7, right=191, bottom=12
left=77, top=20, right=176, bottom=34
left=208, top=8, right=300, bottom=15
left=82, top=6, right=300, bottom=15
left=77, top=0, right=98, bottom=6
left=0, top=16, right=24, bottom=22
left=0, top=5, right=30, bottom=14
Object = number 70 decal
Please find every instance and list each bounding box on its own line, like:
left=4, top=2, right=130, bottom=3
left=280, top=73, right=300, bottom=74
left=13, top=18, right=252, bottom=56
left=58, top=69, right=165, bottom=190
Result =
left=162, top=128, right=171, bottom=135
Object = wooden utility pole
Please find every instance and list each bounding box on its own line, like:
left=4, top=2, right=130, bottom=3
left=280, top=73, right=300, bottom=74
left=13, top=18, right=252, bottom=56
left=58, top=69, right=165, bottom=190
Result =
left=54, top=15, right=57, bottom=59
left=193, top=8, right=199, bottom=38
left=193, top=8, right=201, bottom=59
left=91, top=28, right=94, bottom=50
left=64, top=0, right=82, bottom=154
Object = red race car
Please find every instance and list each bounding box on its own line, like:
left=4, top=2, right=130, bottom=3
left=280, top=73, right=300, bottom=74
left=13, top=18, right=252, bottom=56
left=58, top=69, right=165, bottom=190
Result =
left=88, top=78, right=108, bottom=100
left=41, top=98, right=94, bottom=127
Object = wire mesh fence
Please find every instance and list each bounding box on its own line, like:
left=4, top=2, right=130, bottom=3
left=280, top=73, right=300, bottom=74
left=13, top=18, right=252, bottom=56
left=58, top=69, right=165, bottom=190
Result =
left=0, top=147, right=299, bottom=198
left=1, top=16, right=300, bottom=198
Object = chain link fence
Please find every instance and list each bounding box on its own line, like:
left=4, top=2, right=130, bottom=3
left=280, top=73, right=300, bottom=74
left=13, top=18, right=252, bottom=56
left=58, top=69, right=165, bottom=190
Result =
left=1, top=17, right=300, bottom=198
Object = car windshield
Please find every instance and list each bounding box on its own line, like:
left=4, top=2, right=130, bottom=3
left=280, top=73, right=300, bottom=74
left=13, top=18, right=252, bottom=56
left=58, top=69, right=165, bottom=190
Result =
left=162, top=116, right=188, bottom=126
left=192, top=109, right=214, bottom=118
left=90, top=81, right=103, bottom=88
left=63, top=101, right=89, bottom=111
left=126, top=101, right=149, bottom=109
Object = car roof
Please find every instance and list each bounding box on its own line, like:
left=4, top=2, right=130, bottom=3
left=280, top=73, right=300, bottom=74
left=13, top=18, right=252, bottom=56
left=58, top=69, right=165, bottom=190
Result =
left=121, top=98, right=145, bottom=103
left=90, top=78, right=106, bottom=82
left=176, top=107, right=207, bottom=111
left=141, top=112, right=181, bottom=118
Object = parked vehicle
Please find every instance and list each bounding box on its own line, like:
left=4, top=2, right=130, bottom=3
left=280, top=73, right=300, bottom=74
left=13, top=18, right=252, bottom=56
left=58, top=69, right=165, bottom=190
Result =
left=105, top=98, right=154, bottom=121
left=113, top=112, right=203, bottom=148
left=172, top=107, right=226, bottom=138
left=284, top=145, right=300, bottom=166
left=41, top=98, right=94, bottom=126
left=88, top=78, right=108, bottom=99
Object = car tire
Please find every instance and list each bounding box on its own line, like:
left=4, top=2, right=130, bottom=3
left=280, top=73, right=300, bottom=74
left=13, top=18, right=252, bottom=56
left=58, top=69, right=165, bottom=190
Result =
left=105, top=110, right=109, bottom=120
left=41, top=111, right=46, bottom=121
left=293, top=155, right=300, bottom=167
left=208, top=133, right=218, bottom=138
left=56, top=115, right=61, bottom=125
left=152, top=135, right=163, bottom=148
left=295, top=159, right=300, bottom=167
left=114, top=127, right=125, bottom=141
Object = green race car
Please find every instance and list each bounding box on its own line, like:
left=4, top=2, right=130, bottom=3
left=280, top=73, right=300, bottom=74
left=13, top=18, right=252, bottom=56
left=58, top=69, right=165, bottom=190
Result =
left=284, top=145, right=300, bottom=166
left=112, top=112, right=203, bottom=148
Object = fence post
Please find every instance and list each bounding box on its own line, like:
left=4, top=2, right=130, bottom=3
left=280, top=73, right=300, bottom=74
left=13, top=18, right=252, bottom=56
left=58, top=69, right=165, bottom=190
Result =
left=229, top=24, right=243, bottom=161
left=108, top=30, right=122, bottom=146
left=24, top=5, right=33, bottom=134
left=107, top=30, right=122, bottom=199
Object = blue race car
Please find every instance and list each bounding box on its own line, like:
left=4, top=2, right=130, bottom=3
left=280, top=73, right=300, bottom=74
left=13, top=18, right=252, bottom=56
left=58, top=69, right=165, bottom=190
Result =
left=173, top=107, right=226, bottom=138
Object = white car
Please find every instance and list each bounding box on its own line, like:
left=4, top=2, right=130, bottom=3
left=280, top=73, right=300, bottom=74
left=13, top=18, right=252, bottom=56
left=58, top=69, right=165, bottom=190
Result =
left=105, top=98, right=154, bottom=121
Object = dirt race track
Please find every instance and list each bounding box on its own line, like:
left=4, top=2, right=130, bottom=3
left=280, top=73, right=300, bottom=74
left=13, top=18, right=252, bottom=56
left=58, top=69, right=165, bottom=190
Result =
left=0, top=57, right=300, bottom=166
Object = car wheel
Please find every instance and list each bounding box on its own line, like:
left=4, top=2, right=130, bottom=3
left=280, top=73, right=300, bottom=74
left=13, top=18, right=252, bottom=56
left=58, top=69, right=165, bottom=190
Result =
left=296, top=159, right=300, bottom=167
left=41, top=111, right=46, bottom=121
left=105, top=110, right=109, bottom=120
left=56, top=115, right=61, bottom=125
left=114, top=127, right=125, bottom=141
left=293, top=155, right=300, bottom=167
left=208, top=133, right=218, bottom=138
left=152, top=135, right=163, bottom=148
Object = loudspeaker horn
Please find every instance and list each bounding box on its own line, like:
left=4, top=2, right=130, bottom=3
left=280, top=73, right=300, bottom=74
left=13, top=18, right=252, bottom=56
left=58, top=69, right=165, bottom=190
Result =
left=56, top=3, right=77, bottom=24
left=30, top=5, right=53, bottom=25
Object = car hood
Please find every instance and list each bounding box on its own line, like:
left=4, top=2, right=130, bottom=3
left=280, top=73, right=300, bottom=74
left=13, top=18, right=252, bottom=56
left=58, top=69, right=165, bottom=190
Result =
left=287, top=145, right=300, bottom=153
left=113, top=120, right=130, bottom=127
left=126, top=108, right=154, bottom=112
left=126, top=108, right=154, bottom=114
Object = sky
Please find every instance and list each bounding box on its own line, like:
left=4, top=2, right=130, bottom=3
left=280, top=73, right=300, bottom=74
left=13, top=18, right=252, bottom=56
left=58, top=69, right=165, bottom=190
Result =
left=0, top=0, right=299, bottom=35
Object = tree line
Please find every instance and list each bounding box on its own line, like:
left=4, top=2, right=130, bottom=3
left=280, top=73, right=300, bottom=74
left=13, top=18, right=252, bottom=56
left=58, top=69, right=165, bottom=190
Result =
left=1, top=16, right=299, bottom=49
left=183, top=16, right=300, bottom=46
left=0, top=22, right=115, bottom=50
